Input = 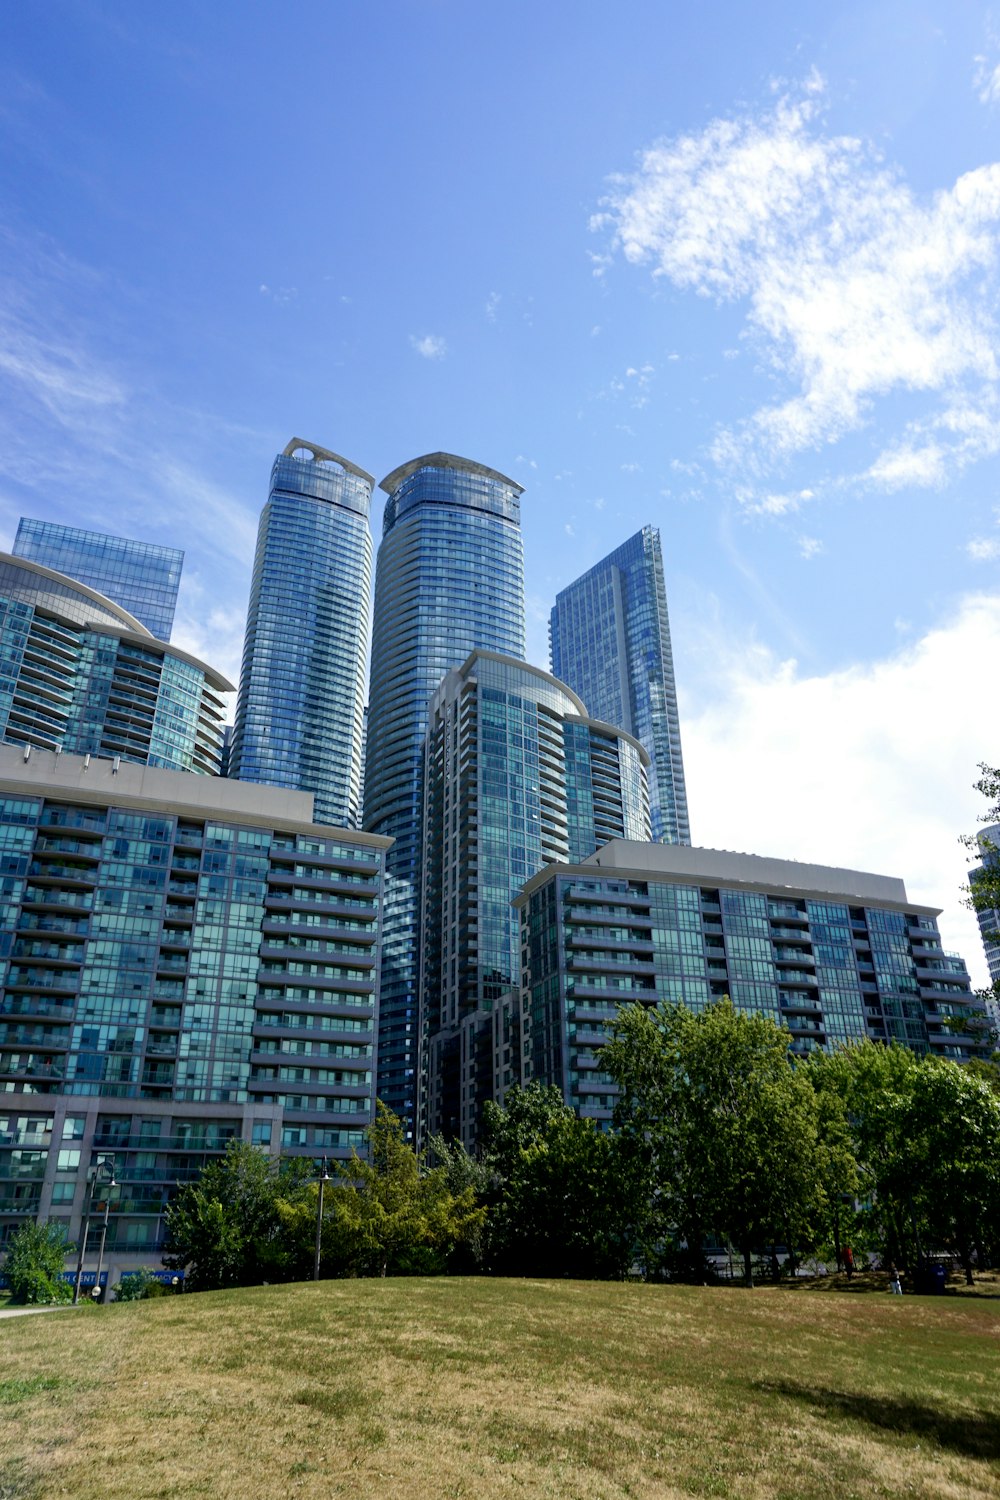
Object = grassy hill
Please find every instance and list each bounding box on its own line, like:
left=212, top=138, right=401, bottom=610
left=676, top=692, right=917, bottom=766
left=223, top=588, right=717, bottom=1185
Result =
left=1, top=1276, right=999, bottom=1499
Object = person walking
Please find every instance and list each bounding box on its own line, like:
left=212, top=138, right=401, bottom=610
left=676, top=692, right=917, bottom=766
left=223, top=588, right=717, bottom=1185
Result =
left=887, top=1263, right=902, bottom=1295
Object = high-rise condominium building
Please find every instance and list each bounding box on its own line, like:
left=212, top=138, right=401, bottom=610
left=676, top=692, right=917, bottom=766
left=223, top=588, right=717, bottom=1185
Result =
left=516, top=841, right=985, bottom=1127
left=364, top=454, right=526, bottom=1135
left=0, top=745, right=389, bottom=1286
left=550, top=526, right=690, bottom=845
left=230, top=440, right=374, bottom=828
left=421, top=651, right=650, bottom=1147
left=0, top=554, right=229, bottom=774
left=13, top=519, right=183, bottom=642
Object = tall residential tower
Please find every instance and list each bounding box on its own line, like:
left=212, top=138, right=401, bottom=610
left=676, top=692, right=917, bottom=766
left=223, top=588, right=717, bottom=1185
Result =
left=550, top=526, right=690, bottom=845
left=420, top=651, right=650, bottom=1146
left=230, top=440, right=373, bottom=828
left=364, top=454, right=526, bottom=1134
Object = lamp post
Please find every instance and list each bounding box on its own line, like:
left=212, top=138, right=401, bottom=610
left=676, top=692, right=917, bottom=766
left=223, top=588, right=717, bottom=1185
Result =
left=314, top=1157, right=330, bottom=1282
left=72, top=1157, right=117, bottom=1305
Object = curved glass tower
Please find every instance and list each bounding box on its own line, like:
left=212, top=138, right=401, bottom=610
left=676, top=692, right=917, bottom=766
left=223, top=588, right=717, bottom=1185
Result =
left=364, top=454, right=525, bottom=1134
left=230, top=440, right=374, bottom=828
left=421, top=650, right=650, bottom=1145
left=0, top=553, right=230, bottom=772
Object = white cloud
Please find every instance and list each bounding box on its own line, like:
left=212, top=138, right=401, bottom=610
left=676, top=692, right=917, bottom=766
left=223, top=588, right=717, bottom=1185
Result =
left=599, top=79, right=1000, bottom=485
left=564, top=523, right=574, bottom=536
left=798, top=535, right=823, bottom=559
left=968, top=536, right=1000, bottom=561
left=485, top=291, right=500, bottom=323
left=974, top=49, right=1000, bottom=105
left=410, top=334, right=447, bottom=360
left=681, top=592, right=1000, bottom=985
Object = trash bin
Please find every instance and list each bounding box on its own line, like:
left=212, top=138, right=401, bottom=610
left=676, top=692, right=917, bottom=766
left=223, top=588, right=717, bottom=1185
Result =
left=916, top=1263, right=947, bottom=1294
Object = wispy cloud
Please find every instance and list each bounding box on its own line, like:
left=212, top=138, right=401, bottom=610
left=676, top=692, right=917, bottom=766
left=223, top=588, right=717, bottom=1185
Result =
left=597, top=76, right=1000, bottom=489
left=797, top=535, right=823, bottom=560
left=258, top=284, right=298, bottom=305
left=410, top=333, right=447, bottom=360
left=485, top=291, right=500, bottom=323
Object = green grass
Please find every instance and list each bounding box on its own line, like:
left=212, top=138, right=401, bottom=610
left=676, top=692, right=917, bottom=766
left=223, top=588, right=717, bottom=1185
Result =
left=0, top=1276, right=998, bottom=1498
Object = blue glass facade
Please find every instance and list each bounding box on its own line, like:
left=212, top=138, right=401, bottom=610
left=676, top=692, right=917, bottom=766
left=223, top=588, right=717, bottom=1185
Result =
left=13, top=520, right=183, bottom=642
left=0, top=555, right=229, bottom=775
left=364, top=455, right=526, bottom=1135
left=550, top=526, right=690, bottom=845
left=229, top=441, right=373, bottom=829
left=421, top=652, right=650, bottom=1145
left=0, top=748, right=388, bottom=1272
left=516, top=843, right=984, bottom=1126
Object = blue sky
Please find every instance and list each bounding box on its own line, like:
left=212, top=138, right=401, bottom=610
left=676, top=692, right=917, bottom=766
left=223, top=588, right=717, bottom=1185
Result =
left=1, top=0, right=999, bottom=978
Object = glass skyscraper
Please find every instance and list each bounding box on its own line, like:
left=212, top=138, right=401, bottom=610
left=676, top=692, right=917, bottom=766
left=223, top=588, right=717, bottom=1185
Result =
left=0, top=553, right=230, bottom=774
left=550, top=526, right=691, bottom=845
left=13, top=520, right=183, bottom=642
left=421, top=650, right=650, bottom=1146
left=364, top=454, right=526, bottom=1135
left=229, top=440, right=373, bottom=829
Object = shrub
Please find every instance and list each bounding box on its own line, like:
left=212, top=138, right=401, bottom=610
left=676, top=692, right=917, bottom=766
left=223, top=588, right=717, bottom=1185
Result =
left=114, top=1268, right=166, bottom=1301
left=3, top=1221, right=72, bottom=1304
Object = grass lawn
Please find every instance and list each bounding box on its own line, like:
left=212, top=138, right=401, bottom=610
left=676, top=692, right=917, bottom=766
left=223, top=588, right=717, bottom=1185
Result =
left=0, top=1277, right=998, bottom=1500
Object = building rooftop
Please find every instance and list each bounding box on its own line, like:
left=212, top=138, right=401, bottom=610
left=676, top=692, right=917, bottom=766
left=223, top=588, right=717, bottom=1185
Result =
left=379, top=452, right=523, bottom=497
left=0, top=744, right=393, bottom=846
left=517, top=838, right=934, bottom=914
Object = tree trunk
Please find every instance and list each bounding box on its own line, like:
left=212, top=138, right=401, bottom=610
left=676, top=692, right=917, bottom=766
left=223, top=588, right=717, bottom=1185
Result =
left=742, top=1243, right=754, bottom=1288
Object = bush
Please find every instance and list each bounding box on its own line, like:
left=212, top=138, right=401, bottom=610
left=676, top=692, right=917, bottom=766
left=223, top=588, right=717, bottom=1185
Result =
left=114, top=1268, right=166, bottom=1301
left=3, top=1221, right=72, bottom=1305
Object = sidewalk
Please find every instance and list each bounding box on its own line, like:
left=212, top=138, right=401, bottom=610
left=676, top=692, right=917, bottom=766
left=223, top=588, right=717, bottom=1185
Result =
left=0, top=1303, right=81, bottom=1319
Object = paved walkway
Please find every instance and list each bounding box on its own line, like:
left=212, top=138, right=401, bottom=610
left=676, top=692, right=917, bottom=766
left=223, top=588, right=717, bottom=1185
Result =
left=0, top=1303, right=81, bottom=1319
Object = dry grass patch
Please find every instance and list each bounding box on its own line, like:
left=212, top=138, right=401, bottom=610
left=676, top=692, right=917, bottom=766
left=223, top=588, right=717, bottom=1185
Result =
left=0, top=1279, right=998, bottom=1499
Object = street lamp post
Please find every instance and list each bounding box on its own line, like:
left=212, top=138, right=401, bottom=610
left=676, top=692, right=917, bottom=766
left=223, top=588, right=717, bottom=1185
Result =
left=72, top=1157, right=117, bottom=1305
left=314, top=1157, right=330, bottom=1282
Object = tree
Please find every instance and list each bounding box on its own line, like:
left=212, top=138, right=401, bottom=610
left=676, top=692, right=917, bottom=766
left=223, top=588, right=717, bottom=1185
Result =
left=162, top=1141, right=314, bottom=1290
left=479, top=1082, right=640, bottom=1279
left=3, top=1220, right=72, bottom=1304
left=807, top=1041, right=921, bottom=1267
left=604, top=1000, right=823, bottom=1286
left=332, top=1103, right=485, bottom=1276
left=904, top=1059, right=1000, bottom=1281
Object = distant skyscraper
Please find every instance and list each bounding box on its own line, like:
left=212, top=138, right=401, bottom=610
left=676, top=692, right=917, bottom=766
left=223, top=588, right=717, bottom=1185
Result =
left=550, top=526, right=690, bottom=845
left=420, top=650, right=650, bottom=1146
left=229, top=440, right=373, bottom=828
left=13, top=519, right=183, bottom=641
left=364, top=454, right=526, bottom=1135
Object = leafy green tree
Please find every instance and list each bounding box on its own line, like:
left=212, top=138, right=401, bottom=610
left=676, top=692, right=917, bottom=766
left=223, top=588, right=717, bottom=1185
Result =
left=807, top=1041, right=921, bottom=1267
left=604, top=1000, right=823, bottom=1286
left=480, top=1082, right=640, bottom=1279
left=904, top=1059, right=1000, bottom=1281
left=3, top=1220, right=72, bottom=1304
left=163, top=1141, right=314, bottom=1290
left=277, top=1104, right=487, bottom=1278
